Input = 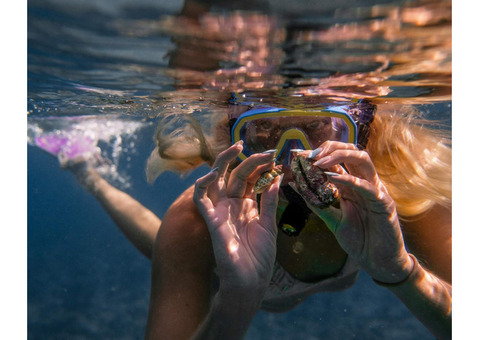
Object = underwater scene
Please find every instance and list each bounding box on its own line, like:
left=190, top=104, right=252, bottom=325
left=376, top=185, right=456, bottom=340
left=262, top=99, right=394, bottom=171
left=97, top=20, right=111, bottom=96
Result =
left=28, top=0, right=452, bottom=338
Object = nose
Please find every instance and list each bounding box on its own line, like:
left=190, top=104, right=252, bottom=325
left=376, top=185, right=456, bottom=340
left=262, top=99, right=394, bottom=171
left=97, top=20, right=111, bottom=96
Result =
left=275, top=141, right=308, bottom=165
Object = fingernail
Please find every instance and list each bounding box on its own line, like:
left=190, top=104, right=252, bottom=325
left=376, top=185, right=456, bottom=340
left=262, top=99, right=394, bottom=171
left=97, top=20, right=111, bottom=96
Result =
left=323, top=171, right=340, bottom=177
left=235, top=140, right=244, bottom=146
left=314, top=156, right=330, bottom=167
left=307, top=148, right=322, bottom=159
left=289, top=149, right=304, bottom=153
left=209, top=167, right=219, bottom=174
left=262, top=149, right=277, bottom=155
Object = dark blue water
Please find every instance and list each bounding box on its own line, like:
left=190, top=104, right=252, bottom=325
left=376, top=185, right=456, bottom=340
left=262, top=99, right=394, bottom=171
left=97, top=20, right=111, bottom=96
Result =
left=28, top=0, right=451, bottom=338
left=28, top=132, right=203, bottom=339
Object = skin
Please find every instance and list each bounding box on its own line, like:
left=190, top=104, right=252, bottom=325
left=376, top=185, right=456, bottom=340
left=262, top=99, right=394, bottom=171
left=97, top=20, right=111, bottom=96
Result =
left=62, top=157, right=161, bottom=258
left=144, top=141, right=452, bottom=339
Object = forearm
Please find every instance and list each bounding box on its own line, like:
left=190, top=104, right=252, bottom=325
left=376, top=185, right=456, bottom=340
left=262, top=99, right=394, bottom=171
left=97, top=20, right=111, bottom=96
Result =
left=192, top=288, right=264, bottom=340
left=86, top=171, right=161, bottom=259
left=375, top=254, right=452, bottom=340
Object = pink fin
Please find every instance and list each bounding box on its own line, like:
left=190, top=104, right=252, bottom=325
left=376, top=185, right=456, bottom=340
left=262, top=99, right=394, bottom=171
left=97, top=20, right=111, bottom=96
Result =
left=35, top=133, right=97, bottom=160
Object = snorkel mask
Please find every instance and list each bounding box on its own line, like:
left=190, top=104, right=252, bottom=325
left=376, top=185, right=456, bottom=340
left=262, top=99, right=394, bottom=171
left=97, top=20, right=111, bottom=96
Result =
left=230, top=100, right=376, bottom=165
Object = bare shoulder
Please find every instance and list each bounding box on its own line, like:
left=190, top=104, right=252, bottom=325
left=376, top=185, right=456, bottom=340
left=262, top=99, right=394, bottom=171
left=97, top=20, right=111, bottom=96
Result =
left=400, top=204, right=452, bottom=283
left=155, top=185, right=214, bottom=268
left=146, top=185, right=215, bottom=339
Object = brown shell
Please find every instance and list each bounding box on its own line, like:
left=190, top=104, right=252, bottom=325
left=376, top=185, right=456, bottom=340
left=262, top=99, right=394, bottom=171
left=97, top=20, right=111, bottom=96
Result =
left=254, top=167, right=282, bottom=193
left=290, top=153, right=339, bottom=208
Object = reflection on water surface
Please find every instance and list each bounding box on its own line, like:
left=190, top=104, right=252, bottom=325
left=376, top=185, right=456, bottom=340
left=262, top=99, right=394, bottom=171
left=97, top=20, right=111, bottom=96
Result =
left=29, top=0, right=451, bottom=183
left=29, top=0, right=451, bottom=117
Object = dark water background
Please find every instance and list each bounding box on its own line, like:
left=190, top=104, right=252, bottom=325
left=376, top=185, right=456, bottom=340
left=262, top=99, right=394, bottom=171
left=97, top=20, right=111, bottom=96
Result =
left=27, top=0, right=453, bottom=338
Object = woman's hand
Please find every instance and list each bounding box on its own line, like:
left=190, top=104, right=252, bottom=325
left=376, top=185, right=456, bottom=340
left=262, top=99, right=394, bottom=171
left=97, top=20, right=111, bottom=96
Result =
left=295, top=141, right=414, bottom=283
left=193, top=143, right=281, bottom=293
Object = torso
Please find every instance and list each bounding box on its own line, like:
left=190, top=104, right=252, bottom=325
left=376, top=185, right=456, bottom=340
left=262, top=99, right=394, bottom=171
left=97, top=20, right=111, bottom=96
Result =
left=275, top=192, right=348, bottom=283
left=263, top=209, right=358, bottom=313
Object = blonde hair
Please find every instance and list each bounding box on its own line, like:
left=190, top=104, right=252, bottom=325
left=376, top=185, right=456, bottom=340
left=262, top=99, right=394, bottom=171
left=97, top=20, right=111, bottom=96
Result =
left=146, top=104, right=451, bottom=218
left=145, top=112, right=230, bottom=183
left=367, top=104, right=451, bottom=218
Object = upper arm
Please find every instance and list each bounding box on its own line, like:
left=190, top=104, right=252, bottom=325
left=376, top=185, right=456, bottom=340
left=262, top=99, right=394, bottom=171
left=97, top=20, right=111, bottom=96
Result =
left=145, top=186, right=216, bottom=340
left=401, top=204, right=452, bottom=283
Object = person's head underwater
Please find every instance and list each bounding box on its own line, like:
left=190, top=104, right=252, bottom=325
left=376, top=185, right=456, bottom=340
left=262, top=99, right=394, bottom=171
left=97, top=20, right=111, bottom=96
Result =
left=146, top=98, right=450, bottom=218
left=229, top=101, right=375, bottom=166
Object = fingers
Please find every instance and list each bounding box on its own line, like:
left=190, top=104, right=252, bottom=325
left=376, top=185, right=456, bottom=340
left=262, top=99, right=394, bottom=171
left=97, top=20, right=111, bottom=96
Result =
left=258, top=173, right=282, bottom=236
left=310, top=141, right=377, bottom=183
left=212, top=141, right=244, bottom=176
left=243, top=161, right=277, bottom=195
left=193, top=168, right=239, bottom=263
left=327, top=163, right=349, bottom=176
left=227, top=151, right=277, bottom=198
left=326, top=173, right=389, bottom=207
left=310, top=204, right=343, bottom=234
left=208, top=141, right=244, bottom=203
left=193, top=167, right=219, bottom=219
left=312, top=141, right=358, bottom=155
left=194, top=143, right=277, bottom=214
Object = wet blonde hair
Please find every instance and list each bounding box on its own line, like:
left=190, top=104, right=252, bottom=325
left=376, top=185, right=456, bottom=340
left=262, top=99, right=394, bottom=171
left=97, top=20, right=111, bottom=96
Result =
left=146, top=104, right=451, bottom=218
left=366, top=104, right=451, bottom=217
left=145, top=112, right=230, bottom=182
